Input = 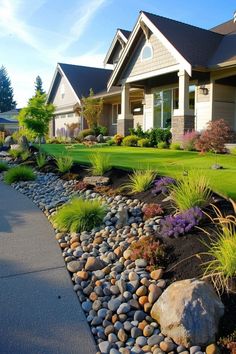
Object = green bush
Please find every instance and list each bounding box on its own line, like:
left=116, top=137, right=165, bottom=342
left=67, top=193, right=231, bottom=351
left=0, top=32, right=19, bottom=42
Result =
left=0, top=160, right=9, bottom=171
left=93, top=125, right=108, bottom=136
left=148, top=128, right=172, bottom=147
left=170, top=142, right=182, bottom=150
left=55, top=155, right=73, bottom=173
left=137, top=138, right=151, bottom=147
left=122, top=135, right=139, bottom=147
left=52, top=198, right=106, bottom=232
left=157, top=141, right=169, bottom=149
left=107, top=138, right=115, bottom=146
left=89, top=152, right=111, bottom=176
left=9, top=148, right=22, bottom=159
left=36, top=153, right=47, bottom=168
left=169, top=171, right=211, bottom=211
left=4, top=166, right=36, bottom=184
left=122, top=169, right=156, bottom=193
left=77, top=129, right=95, bottom=142
left=129, top=123, right=147, bottom=138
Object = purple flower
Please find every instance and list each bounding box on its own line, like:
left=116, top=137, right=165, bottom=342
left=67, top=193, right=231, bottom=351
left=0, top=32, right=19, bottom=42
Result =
left=152, top=177, right=176, bottom=195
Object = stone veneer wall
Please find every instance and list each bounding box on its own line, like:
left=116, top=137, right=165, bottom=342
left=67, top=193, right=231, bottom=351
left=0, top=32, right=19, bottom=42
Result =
left=117, top=118, right=134, bottom=136
left=172, top=115, right=195, bottom=142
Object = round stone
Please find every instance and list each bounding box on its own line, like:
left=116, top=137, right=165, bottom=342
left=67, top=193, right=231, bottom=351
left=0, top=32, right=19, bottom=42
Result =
left=118, top=328, right=128, bottom=342
left=136, top=336, right=147, bottom=346
left=81, top=300, right=92, bottom=312
left=136, top=285, right=147, bottom=297
left=117, top=303, right=130, bottom=314
left=143, top=325, right=154, bottom=337
left=147, top=334, right=163, bottom=346
left=134, top=310, right=146, bottom=322
left=108, top=298, right=121, bottom=312
left=150, top=269, right=164, bottom=280
left=131, top=327, right=142, bottom=339
left=135, top=259, right=147, bottom=268
left=160, top=341, right=176, bottom=352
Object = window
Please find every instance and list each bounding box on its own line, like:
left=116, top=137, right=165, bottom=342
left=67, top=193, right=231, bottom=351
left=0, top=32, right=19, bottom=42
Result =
left=131, top=101, right=143, bottom=115
left=189, top=85, right=195, bottom=110
left=60, top=84, right=65, bottom=99
left=112, top=104, right=121, bottom=125
left=67, top=113, right=73, bottom=118
left=141, top=43, right=153, bottom=61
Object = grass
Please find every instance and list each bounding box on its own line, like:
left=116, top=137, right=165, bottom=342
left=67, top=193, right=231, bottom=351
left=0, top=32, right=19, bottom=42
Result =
left=52, top=198, right=106, bottom=232
left=89, top=152, right=111, bottom=176
left=36, top=152, right=47, bottom=168
left=55, top=154, right=73, bottom=173
left=4, top=166, right=36, bottom=184
left=122, top=169, right=156, bottom=193
left=0, top=160, right=9, bottom=171
left=40, top=144, right=236, bottom=200
left=169, top=171, right=211, bottom=211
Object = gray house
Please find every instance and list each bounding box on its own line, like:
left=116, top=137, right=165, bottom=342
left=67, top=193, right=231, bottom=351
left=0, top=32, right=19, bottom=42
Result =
left=48, top=11, right=236, bottom=141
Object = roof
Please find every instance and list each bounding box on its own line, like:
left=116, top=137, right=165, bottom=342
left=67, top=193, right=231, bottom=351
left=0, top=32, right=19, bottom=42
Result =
left=211, top=19, right=236, bottom=35
left=119, top=29, right=131, bottom=39
left=59, top=63, right=112, bottom=98
left=0, top=117, right=18, bottom=124
left=142, top=11, right=223, bottom=68
left=104, top=29, right=131, bottom=65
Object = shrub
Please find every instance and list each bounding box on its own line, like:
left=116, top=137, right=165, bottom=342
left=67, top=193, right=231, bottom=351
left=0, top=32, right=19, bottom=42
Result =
left=20, top=150, right=31, bottom=161
left=196, top=119, right=232, bottom=153
left=36, top=153, right=47, bottom=168
left=0, top=160, right=9, bottom=171
left=129, top=237, right=165, bottom=269
left=170, top=142, right=182, bottom=150
left=77, top=129, right=95, bottom=142
left=93, top=125, right=108, bottom=136
left=137, top=138, right=151, bottom=147
left=142, top=203, right=163, bottom=219
left=159, top=207, right=203, bottom=238
left=148, top=128, right=172, bottom=147
left=4, top=166, right=36, bottom=184
left=122, top=169, right=156, bottom=193
left=152, top=177, right=176, bottom=195
left=55, top=155, right=73, bottom=173
left=182, top=130, right=199, bottom=151
left=12, top=128, right=35, bottom=142
left=202, top=204, right=236, bottom=294
left=89, top=152, right=111, bottom=176
left=107, top=138, right=115, bottom=146
left=52, top=198, right=106, bottom=232
left=129, top=123, right=146, bottom=138
left=9, top=148, right=22, bottom=159
left=169, top=171, right=211, bottom=211
left=122, top=135, right=139, bottom=147
left=157, top=141, right=168, bottom=149
left=113, top=134, right=124, bottom=146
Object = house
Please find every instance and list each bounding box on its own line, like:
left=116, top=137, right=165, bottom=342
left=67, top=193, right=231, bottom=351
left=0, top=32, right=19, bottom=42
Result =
left=0, top=109, right=20, bottom=134
left=48, top=11, right=236, bottom=141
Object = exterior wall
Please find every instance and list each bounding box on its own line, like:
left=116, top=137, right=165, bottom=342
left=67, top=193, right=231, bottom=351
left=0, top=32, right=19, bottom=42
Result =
left=121, top=33, right=178, bottom=80
left=52, top=76, right=78, bottom=109
left=212, top=84, right=236, bottom=130
left=100, top=104, right=117, bottom=136
left=195, top=83, right=211, bottom=131
left=133, top=115, right=143, bottom=128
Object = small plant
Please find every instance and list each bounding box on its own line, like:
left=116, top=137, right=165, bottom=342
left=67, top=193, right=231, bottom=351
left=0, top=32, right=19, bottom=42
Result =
left=182, top=130, right=199, bottom=151
left=159, top=207, right=203, bottom=238
left=20, top=150, right=31, bottom=161
left=142, top=203, right=164, bottom=219
left=4, top=166, right=36, bottom=184
left=52, top=198, right=106, bottom=232
left=170, top=142, right=181, bottom=150
left=137, top=138, right=151, bottom=147
left=157, top=141, right=168, bottom=149
left=36, top=152, right=47, bottom=168
left=122, top=169, right=156, bottom=193
left=122, top=135, right=139, bottom=147
left=89, top=152, right=111, bottom=176
left=55, top=155, right=73, bottom=173
left=113, top=134, right=124, bottom=146
left=129, top=237, right=165, bottom=269
left=196, top=119, right=232, bottom=153
left=169, top=171, right=211, bottom=211
left=9, top=148, right=22, bottom=159
left=201, top=203, right=236, bottom=294
left=152, top=177, right=176, bottom=195
left=74, top=181, right=88, bottom=191
left=219, top=330, right=236, bottom=354
left=0, top=160, right=9, bottom=172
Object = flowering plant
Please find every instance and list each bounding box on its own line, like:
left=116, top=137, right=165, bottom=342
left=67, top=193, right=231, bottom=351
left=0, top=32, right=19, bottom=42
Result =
left=152, top=177, right=176, bottom=195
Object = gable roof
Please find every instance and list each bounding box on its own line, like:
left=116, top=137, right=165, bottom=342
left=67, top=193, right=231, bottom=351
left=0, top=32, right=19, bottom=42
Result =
left=0, top=117, right=18, bottom=124
left=104, top=29, right=131, bottom=65
left=119, top=29, right=131, bottom=40
left=142, top=11, right=223, bottom=68
left=48, top=63, right=112, bottom=103
left=211, top=18, right=236, bottom=35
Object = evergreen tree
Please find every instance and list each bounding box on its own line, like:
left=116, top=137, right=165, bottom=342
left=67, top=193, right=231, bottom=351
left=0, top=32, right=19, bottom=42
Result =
left=34, top=75, right=45, bottom=95
left=0, top=65, right=16, bottom=113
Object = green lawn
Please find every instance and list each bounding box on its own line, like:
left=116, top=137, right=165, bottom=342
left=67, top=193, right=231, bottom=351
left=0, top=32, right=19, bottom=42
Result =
left=41, top=144, right=236, bottom=200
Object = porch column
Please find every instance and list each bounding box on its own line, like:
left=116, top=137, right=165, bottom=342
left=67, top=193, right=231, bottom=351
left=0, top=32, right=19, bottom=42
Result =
left=172, top=69, right=195, bottom=142
left=117, top=84, right=134, bottom=136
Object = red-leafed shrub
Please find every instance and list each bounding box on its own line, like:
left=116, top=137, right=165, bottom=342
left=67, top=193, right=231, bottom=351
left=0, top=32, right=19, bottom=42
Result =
left=129, top=237, right=165, bottom=269
left=182, top=130, right=199, bottom=151
left=196, top=119, right=232, bottom=153
left=142, top=203, right=164, bottom=219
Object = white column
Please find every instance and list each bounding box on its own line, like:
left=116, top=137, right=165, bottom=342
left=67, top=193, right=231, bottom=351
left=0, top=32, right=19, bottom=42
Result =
left=121, top=84, right=130, bottom=119
left=178, top=69, right=190, bottom=115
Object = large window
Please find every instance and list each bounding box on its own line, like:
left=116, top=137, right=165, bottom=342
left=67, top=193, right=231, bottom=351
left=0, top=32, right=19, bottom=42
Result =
left=112, top=104, right=121, bottom=125
left=154, top=90, right=172, bottom=129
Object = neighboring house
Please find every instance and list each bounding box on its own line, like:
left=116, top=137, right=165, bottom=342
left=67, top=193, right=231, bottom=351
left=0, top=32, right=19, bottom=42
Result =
left=0, top=109, right=20, bottom=134
left=48, top=11, right=236, bottom=141
left=47, top=63, right=112, bottom=137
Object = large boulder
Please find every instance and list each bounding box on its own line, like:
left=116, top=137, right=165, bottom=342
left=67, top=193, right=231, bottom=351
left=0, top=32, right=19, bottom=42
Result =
left=83, top=176, right=110, bottom=186
left=97, top=134, right=104, bottom=143
left=4, top=135, right=14, bottom=146
left=19, top=135, right=29, bottom=150
left=151, top=278, right=224, bottom=347
left=84, top=134, right=96, bottom=142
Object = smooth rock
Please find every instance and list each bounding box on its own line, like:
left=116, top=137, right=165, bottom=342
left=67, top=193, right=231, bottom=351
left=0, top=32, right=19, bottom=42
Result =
left=67, top=260, right=84, bottom=273
left=85, top=256, right=106, bottom=271
left=98, top=341, right=111, bottom=354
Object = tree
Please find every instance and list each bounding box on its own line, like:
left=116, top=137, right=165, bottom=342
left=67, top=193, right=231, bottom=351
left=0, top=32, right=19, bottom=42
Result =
left=77, top=88, right=103, bottom=129
left=0, top=65, right=16, bottom=113
left=18, top=91, right=55, bottom=142
left=34, top=75, right=45, bottom=95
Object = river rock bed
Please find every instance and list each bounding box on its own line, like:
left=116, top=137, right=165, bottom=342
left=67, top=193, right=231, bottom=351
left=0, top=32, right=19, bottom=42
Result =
left=0, top=165, right=220, bottom=354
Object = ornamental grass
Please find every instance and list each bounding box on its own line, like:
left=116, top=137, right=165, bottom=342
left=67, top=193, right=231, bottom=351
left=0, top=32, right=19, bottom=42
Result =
left=4, top=166, right=36, bottom=184
left=122, top=169, right=156, bottom=194
left=89, top=152, right=111, bottom=176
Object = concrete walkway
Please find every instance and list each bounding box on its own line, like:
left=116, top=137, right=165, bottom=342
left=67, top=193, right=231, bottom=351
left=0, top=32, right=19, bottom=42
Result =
left=0, top=182, right=97, bottom=354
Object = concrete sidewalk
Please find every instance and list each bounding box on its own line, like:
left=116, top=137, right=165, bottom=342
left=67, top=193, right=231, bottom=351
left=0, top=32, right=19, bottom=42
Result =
left=0, top=182, right=96, bottom=354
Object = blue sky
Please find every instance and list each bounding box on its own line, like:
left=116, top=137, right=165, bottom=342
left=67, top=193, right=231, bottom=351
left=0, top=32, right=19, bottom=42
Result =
left=0, top=0, right=235, bottom=107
